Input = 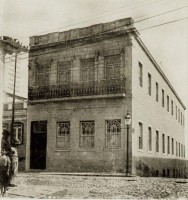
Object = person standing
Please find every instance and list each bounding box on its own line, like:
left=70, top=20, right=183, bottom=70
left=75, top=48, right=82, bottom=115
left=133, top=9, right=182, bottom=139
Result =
left=0, top=149, right=11, bottom=196
left=10, top=147, right=18, bottom=184
left=1, top=129, right=11, bottom=155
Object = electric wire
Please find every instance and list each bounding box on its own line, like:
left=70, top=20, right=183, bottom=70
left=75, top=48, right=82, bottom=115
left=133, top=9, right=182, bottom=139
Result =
left=4, top=15, right=188, bottom=64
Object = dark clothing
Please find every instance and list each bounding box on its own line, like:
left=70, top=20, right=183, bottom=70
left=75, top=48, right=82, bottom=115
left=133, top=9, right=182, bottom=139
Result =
left=0, top=155, right=11, bottom=187
left=1, top=137, right=11, bottom=156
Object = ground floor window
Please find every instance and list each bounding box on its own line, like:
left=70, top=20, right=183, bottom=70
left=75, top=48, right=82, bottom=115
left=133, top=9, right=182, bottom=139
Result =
left=57, top=122, right=70, bottom=149
left=106, top=120, right=121, bottom=148
left=13, top=122, right=23, bottom=145
left=80, top=121, right=95, bottom=148
left=138, top=122, right=143, bottom=149
left=2, top=123, right=8, bottom=130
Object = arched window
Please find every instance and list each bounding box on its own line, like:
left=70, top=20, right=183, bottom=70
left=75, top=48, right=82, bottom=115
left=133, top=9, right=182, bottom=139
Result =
left=106, top=120, right=121, bottom=148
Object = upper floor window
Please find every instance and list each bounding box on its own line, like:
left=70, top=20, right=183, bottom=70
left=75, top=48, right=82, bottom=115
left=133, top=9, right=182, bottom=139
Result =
left=13, top=122, right=23, bottom=145
left=58, top=61, right=71, bottom=84
left=171, top=100, right=173, bottom=115
left=81, top=58, right=95, bottom=82
left=138, top=122, right=143, bottom=150
left=80, top=121, right=95, bottom=148
left=148, top=73, right=151, bottom=96
left=56, top=122, right=70, bottom=149
left=167, top=96, right=169, bottom=112
left=148, top=127, right=152, bottom=151
left=106, top=120, right=121, bottom=148
left=104, top=55, right=121, bottom=80
left=162, top=89, right=165, bottom=107
left=138, top=62, right=143, bottom=87
left=178, top=109, right=180, bottom=123
left=37, top=64, right=49, bottom=86
left=156, top=82, right=158, bottom=102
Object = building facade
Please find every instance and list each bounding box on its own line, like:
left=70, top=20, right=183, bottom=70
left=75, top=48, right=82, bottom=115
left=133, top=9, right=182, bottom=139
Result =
left=27, top=18, right=186, bottom=177
left=3, top=100, right=27, bottom=171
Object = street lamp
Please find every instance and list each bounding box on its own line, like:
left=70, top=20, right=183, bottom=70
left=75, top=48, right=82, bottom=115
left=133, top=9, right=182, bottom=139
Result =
left=125, top=112, right=131, bottom=176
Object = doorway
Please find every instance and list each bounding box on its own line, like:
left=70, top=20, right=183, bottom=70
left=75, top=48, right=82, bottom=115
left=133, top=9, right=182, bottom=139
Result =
left=30, top=121, right=47, bottom=169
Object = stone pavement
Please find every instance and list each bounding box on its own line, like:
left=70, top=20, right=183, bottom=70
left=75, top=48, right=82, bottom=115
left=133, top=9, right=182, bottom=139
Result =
left=3, top=172, right=188, bottom=199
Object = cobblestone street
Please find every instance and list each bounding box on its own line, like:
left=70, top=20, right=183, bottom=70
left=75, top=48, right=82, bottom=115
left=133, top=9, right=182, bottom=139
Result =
left=4, top=173, right=188, bottom=199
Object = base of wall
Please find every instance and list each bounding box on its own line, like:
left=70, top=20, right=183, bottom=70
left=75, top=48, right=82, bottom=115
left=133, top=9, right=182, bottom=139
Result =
left=132, top=156, right=187, bottom=178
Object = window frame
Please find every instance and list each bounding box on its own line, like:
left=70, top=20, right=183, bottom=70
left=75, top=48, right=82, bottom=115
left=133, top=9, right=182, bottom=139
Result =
left=105, top=119, right=121, bottom=149
left=148, top=73, right=152, bottom=96
left=80, top=58, right=95, bottom=82
left=171, top=138, right=174, bottom=155
left=138, top=62, right=143, bottom=88
left=162, top=89, right=165, bottom=107
left=138, top=122, right=143, bottom=150
left=156, top=82, right=158, bottom=102
left=13, top=122, right=24, bottom=145
left=56, top=121, right=71, bottom=149
left=104, top=54, right=121, bottom=80
left=80, top=121, right=95, bottom=149
left=37, top=64, right=50, bottom=87
left=162, top=133, right=165, bottom=154
left=171, top=100, right=173, bottom=115
left=167, top=136, right=170, bottom=155
left=167, top=95, right=169, bottom=112
left=148, top=127, right=152, bottom=152
left=58, top=61, right=72, bottom=84
left=156, top=130, right=159, bottom=153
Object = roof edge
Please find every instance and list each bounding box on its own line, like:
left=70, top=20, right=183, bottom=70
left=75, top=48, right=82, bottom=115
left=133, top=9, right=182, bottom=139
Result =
left=134, top=34, right=186, bottom=110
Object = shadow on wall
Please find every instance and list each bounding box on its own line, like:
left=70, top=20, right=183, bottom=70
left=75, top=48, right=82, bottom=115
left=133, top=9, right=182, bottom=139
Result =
left=136, top=162, right=156, bottom=177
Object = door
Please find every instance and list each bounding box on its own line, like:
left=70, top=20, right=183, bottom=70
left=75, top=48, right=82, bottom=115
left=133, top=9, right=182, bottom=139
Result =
left=30, top=121, right=47, bottom=169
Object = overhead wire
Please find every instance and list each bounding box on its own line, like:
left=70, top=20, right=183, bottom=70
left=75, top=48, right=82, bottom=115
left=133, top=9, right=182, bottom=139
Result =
left=4, top=12, right=188, bottom=64
left=4, top=0, right=162, bottom=42
left=4, top=0, right=168, bottom=60
left=4, top=3, right=188, bottom=62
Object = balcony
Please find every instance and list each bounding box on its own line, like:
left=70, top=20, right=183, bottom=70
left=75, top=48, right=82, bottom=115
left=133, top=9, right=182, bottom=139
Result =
left=28, top=78, right=126, bottom=101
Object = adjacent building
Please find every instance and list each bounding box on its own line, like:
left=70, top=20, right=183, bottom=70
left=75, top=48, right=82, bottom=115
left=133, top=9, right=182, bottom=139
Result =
left=27, top=18, right=186, bottom=177
left=3, top=99, right=27, bottom=171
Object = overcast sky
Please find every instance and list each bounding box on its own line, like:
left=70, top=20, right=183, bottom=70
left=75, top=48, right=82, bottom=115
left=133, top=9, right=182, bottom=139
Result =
left=0, top=0, right=188, bottom=135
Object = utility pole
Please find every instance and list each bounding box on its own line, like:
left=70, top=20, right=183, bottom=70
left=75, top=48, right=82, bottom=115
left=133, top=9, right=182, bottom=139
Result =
left=10, top=53, right=17, bottom=145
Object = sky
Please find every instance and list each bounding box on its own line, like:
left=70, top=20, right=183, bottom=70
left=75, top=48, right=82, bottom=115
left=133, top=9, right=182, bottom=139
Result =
left=0, top=0, right=188, bottom=147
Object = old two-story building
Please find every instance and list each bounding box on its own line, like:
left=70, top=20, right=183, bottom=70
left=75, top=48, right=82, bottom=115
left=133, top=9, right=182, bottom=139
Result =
left=27, top=17, right=186, bottom=177
left=3, top=99, right=27, bottom=171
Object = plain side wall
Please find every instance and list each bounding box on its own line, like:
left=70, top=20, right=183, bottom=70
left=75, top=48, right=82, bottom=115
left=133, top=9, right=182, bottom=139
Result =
left=131, top=36, right=185, bottom=177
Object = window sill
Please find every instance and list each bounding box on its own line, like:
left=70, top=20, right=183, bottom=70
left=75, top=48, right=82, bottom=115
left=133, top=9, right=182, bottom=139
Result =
left=155, top=152, right=159, bottom=155
left=54, top=149, right=71, bottom=152
left=138, top=149, right=143, bottom=152
left=78, top=148, right=96, bottom=152
left=148, top=151, right=153, bottom=154
left=103, top=147, right=121, bottom=152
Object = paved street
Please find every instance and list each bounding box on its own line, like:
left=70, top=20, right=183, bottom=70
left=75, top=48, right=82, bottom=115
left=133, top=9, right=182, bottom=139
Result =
left=3, top=173, right=188, bottom=199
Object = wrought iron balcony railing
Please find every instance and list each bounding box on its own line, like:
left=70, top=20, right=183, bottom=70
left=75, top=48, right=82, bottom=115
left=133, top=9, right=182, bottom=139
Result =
left=28, top=78, right=126, bottom=100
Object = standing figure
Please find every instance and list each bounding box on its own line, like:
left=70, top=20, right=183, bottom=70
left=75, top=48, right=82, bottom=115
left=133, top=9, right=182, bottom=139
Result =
left=1, top=129, right=11, bottom=155
left=10, top=147, right=18, bottom=184
left=0, top=149, right=11, bottom=196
